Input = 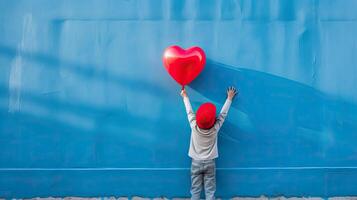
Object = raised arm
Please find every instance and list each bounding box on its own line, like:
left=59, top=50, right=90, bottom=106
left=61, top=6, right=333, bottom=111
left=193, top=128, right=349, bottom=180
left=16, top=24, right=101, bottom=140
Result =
left=181, top=89, right=196, bottom=128
left=214, top=86, right=238, bottom=131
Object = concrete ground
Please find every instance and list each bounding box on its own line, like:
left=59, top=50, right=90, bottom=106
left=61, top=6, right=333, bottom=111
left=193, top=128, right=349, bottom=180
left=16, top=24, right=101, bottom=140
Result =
left=3, top=196, right=357, bottom=200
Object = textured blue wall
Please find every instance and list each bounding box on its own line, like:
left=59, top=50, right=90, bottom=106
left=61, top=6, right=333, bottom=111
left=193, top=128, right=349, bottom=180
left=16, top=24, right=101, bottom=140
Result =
left=1, top=0, right=357, bottom=198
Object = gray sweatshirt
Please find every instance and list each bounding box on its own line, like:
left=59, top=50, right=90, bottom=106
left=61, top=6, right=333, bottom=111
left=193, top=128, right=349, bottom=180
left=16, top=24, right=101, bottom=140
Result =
left=183, top=96, right=232, bottom=160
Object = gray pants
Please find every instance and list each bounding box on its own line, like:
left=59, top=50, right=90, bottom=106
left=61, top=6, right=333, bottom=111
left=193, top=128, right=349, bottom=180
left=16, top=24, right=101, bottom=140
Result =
left=190, top=159, right=216, bottom=200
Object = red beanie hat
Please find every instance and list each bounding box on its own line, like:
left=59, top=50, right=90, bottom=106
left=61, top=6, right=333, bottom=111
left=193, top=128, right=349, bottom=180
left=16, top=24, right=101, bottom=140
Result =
left=196, top=102, right=216, bottom=129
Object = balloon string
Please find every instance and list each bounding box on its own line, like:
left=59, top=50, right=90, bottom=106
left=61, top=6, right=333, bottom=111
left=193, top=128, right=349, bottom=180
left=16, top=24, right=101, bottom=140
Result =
left=182, top=85, right=184, bottom=90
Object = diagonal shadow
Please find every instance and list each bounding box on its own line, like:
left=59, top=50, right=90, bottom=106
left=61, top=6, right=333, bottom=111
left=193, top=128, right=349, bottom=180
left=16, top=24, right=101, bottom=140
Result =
left=0, top=84, right=181, bottom=168
left=0, top=44, right=170, bottom=97
left=190, top=60, right=357, bottom=167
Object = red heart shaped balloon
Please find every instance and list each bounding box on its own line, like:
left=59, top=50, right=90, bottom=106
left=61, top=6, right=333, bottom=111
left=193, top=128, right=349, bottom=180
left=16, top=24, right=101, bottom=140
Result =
left=163, top=45, right=206, bottom=87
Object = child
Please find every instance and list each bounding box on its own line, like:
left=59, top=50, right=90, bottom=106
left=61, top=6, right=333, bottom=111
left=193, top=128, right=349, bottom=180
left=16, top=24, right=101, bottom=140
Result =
left=181, top=87, right=237, bottom=200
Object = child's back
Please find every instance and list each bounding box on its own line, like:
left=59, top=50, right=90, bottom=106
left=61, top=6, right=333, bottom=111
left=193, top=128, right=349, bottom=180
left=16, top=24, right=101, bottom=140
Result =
left=181, top=87, right=237, bottom=200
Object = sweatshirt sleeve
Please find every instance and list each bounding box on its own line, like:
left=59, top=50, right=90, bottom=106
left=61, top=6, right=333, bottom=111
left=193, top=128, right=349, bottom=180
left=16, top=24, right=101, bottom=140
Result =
left=214, top=98, right=232, bottom=131
left=183, top=96, right=196, bottom=128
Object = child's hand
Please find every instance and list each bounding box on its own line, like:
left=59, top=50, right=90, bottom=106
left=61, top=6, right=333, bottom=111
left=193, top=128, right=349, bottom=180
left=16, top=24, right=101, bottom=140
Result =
left=227, top=86, right=238, bottom=100
left=181, top=88, right=188, bottom=98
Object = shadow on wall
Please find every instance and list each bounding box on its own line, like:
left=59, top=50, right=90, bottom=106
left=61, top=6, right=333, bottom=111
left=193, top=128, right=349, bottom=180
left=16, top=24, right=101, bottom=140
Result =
left=190, top=60, right=357, bottom=167
left=0, top=44, right=181, bottom=168
left=0, top=42, right=169, bottom=136
left=0, top=44, right=170, bottom=97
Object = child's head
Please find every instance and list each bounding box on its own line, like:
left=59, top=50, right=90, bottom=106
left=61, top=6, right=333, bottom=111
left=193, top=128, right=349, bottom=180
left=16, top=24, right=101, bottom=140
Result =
left=196, top=102, right=216, bottom=129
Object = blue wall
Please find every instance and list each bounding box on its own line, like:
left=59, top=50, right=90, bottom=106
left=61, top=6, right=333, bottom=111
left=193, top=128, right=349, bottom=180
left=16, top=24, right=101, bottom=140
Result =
left=1, top=0, right=357, bottom=198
